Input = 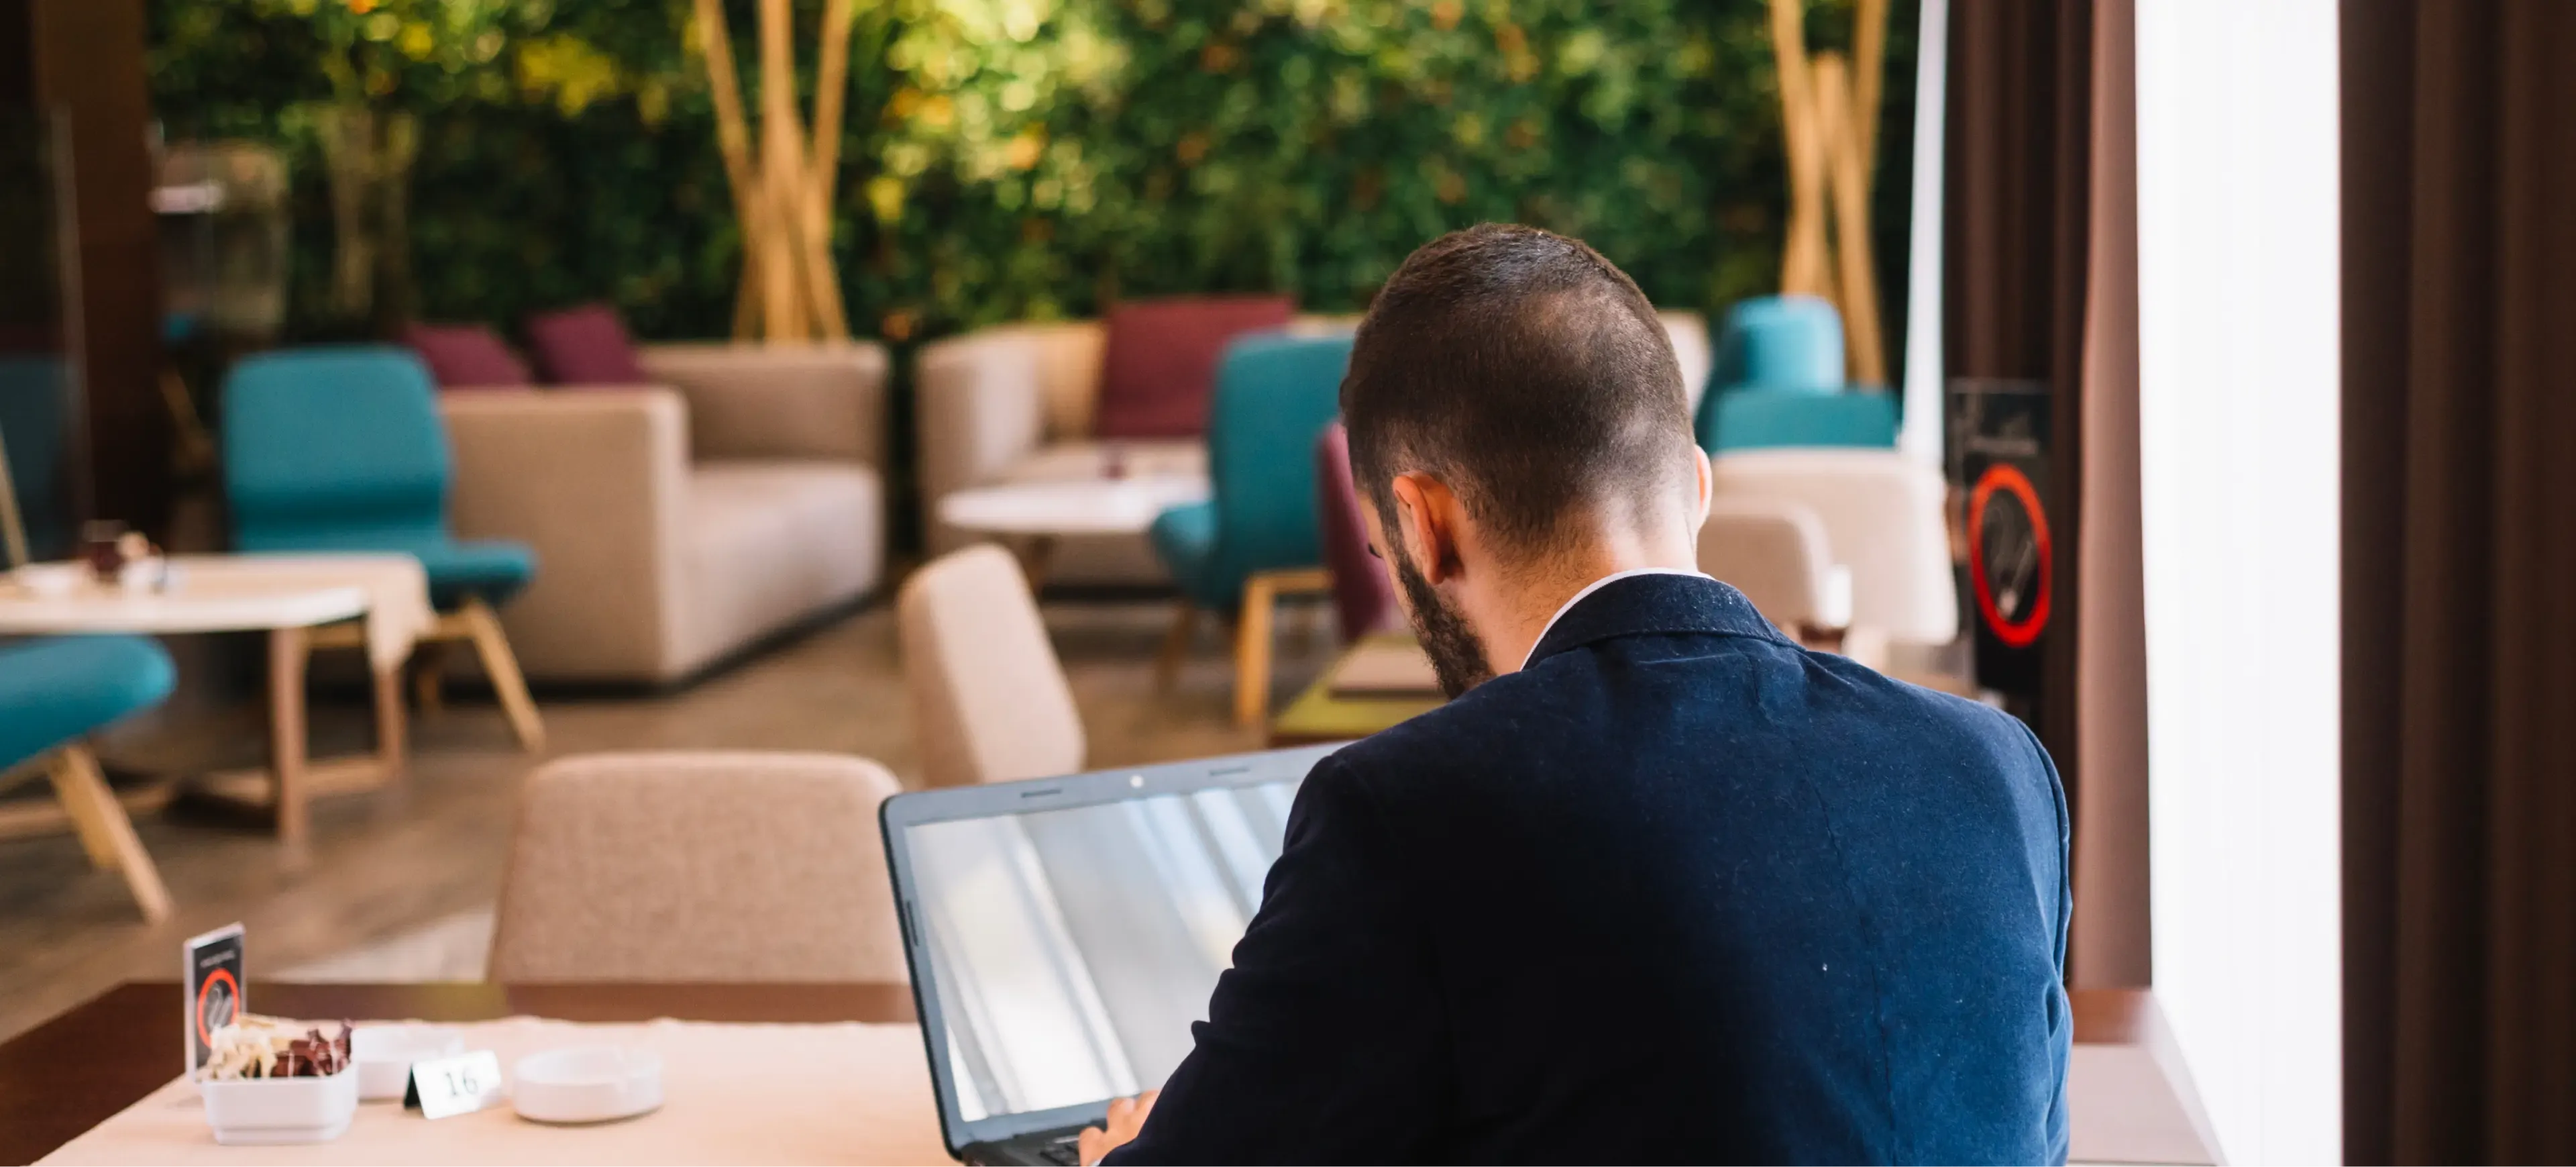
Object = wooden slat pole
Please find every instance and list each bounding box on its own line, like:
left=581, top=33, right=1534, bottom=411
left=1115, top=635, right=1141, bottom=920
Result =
left=756, top=0, right=805, bottom=341
left=693, top=0, right=765, bottom=340
left=696, top=0, right=854, bottom=342
left=1853, top=0, right=1891, bottom=176
left=1816, top=54, right=1888, bottom=385
left=803, top=0, right=856, bottom=340
left=1770, top=0, right=1833, bottom=300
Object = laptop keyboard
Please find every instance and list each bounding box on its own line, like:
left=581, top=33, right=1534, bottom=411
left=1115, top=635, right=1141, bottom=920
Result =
left=1035, top=1133, right=1083, bottom=1165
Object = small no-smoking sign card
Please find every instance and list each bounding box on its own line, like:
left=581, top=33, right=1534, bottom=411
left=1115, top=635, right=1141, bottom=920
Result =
left=184, top=923, right=245, bottom=1076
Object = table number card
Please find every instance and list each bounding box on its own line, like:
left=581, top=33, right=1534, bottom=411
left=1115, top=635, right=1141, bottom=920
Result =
left=402, top=1050, right=506, bottom=1119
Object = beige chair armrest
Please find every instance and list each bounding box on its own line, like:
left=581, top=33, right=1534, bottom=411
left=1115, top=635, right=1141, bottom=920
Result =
left=912, top=325, right=1081, bottom=552
left=441, top=389, right=690, bottom=682
left=638, top=342, right=888, bottom=466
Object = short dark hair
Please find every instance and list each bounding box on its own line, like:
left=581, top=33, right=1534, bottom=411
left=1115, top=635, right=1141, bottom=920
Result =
left=1341, top=223, right=1695, bottom=558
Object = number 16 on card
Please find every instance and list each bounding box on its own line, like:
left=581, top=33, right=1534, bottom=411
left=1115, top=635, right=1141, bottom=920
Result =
left=403, top=1050, right=506, bottom=1119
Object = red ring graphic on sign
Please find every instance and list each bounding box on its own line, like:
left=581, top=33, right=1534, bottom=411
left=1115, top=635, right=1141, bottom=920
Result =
left=197, top=968, right=239, bottom=1044
left=1967, top=463, right=2053, bottom=648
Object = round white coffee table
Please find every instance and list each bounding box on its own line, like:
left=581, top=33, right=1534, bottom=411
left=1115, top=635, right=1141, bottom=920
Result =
left=0, top=554, right=435, bottom=868
left=937, top=476, right=1208, bottom=585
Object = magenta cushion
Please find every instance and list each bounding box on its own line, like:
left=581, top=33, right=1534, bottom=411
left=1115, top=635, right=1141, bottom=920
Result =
left=524, top=303, right=649, bottom=385
left=402, top=323, right=532, bottom=389
left=1316, top=421, right=1397, bottom=643
left=1092, top=295, right=1295, bottom=439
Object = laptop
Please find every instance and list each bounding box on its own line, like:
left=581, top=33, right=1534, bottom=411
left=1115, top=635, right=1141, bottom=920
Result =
left=879, top=745, right=1342, bottom=1166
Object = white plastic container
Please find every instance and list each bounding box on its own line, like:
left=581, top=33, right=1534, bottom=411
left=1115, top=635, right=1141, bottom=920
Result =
left=352, top=1024, right=465, bottom=1101
left=199, top=1070, right=359, bottom=1145
left=513, top=1046, right=663, bottom=1125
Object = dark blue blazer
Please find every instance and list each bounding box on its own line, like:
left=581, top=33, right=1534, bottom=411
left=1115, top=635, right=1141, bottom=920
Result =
left=1108, top=574, right=2071, bottom=1166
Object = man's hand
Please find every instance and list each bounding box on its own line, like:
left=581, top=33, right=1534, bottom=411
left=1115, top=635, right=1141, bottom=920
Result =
left=1077, top=1089, right=1159, bottom=1166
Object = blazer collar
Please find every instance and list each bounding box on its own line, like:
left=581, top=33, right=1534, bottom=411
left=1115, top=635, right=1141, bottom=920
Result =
left=1523, top=572, right=1790, bottom=668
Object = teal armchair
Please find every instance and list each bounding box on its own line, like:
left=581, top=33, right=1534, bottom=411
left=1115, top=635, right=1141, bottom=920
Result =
left=0, top=635, right=176, bottom=920
left=1695, top=295, right=1898, bottom=452
left=221, top=347, right=545, bottom=749
left=1147, top=332, right=1352, bottom=724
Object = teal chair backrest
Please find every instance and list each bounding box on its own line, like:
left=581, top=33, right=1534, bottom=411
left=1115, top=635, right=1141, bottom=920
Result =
left=0, top=356, right=73, bottom=560
left=1208, top=333, right=1354, bottom=582
left=1699, top=388, right=1901, bottom=452
left=222, top=347, right=455, bottom=554
left=1711, top=295, right=1845, bottom=394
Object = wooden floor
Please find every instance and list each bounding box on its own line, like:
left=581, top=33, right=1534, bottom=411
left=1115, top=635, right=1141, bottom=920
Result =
left=0, top=597, right=1334, bottom=1044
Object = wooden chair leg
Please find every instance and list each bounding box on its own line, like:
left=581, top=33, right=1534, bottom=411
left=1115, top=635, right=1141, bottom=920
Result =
left=1234, top=576, right=1278, bottom=727
left=460, top=597, right=545, bottom=752
left=48, top=745, right=171, bottom=923
left=412, top=644, right=445, bottom=717
left=269, top=625, right=312, bottom=858
left=372, top=664, right=409, bottom=787
left=1155, top=601, right=1197, bottom=693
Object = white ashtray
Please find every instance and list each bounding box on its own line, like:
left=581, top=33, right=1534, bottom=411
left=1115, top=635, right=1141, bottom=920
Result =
left=513, top=1046, right=663, bottom=1125
left=11, top=562, right=85, bottom=599
left=199, top=1070, right=358, bottom=1146
left=352, top=1024, right=465, bottom=1101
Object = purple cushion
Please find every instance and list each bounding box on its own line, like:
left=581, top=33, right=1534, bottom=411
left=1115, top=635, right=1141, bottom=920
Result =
left=402, top=323, right=531, bottom=389
left=1316, top=421, right=1397, bottom=643
left=524, top=303, right=649, bottom=385
left=1092, top=295, right=1295, bottom=439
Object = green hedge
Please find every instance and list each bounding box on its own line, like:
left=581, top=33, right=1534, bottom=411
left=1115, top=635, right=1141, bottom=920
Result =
left=150, top=0, right=1915, bottom=349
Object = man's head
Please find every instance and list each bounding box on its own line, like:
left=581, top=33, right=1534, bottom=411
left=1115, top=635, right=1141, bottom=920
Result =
left=1343, top=223, right=1710, bottom=696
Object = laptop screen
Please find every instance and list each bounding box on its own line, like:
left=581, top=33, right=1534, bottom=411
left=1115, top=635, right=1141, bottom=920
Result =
left=900, top=776, right=1304, bottom=1123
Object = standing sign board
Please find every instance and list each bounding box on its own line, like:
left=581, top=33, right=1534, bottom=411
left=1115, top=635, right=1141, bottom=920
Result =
left=1945, top=378, right=2056, bottom=702
left=182, top=923, right=246, bottom=1077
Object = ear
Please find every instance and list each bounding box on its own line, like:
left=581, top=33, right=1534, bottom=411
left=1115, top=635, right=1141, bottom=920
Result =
left=1388, top=472, right=1469, bottom=585
left=1690, top=445, right=1714, bottom=529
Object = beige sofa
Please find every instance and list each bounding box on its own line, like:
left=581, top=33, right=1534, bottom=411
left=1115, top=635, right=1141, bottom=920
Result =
left=441, top=343, right=888, bottom=684
left=914, top=313, right=1715, bottom=586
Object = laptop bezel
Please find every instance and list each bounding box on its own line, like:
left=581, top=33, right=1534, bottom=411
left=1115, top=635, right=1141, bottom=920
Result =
left=879, top=744, right=1343, bottom=1158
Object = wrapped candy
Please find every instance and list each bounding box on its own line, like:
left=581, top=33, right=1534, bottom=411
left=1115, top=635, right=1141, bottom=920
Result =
left=201, top=1015, right=353, bottom=1080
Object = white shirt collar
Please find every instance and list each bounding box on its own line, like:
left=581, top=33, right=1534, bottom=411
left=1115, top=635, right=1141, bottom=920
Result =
left=1519, top=568, right=1715, bottom=670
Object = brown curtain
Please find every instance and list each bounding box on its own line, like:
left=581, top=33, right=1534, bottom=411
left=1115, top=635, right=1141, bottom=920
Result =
left=1942, top=0, right=2099, bottom=972
left=2071, top=0, right=2148, bottom=991
left=2342, top=0, right=2576, bottom=1162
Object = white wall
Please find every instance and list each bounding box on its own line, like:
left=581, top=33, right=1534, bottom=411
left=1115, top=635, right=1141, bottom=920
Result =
left=1896, top=0, right=1948, bottom=467
left=2134, top=2, right=2341, bottom=1163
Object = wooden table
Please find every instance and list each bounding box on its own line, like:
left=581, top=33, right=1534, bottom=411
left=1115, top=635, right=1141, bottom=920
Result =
left=936, top=475, right=1206, bottom=587
left=0, top=980, right=916, bottom=1165
left=0, top=982, right=2220, bottom=1166
left=0, top=556, right=431, bottom=862
left=1267, top=636, right=1445, bottom=746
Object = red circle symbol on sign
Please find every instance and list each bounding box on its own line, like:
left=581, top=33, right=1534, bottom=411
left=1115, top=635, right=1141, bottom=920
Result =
left=1966, top=463, right=2053, bottom=648
left=197, top=968, right=239, bottom=1044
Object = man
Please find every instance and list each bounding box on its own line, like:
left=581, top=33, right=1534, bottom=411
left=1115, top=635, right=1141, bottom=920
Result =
left=1085, top=225, right=2071, bottom=1164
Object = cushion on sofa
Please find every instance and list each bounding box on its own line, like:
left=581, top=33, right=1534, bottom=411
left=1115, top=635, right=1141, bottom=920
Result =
left=679, top=462, right=884, bottom=674
left=1091, top=296, right=1293, bottom=439
left=526, top=303, right=651, bottom=385
left=403, top=323, right=532, bottom=388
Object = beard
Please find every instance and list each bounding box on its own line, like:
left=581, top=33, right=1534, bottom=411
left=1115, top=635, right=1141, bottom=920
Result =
left=1393, top=551, right=1495, bottom=699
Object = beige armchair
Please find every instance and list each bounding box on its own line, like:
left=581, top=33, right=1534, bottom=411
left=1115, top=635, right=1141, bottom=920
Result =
left=443, top=342, right=888, bottom=684
left=913, top=313, right=1716, bottom=587
left=488, top=752, right=908, bottom=982
left=898, top=544, right=1085, bottom=787
left=1699, top=496, right=1833, bottom=633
